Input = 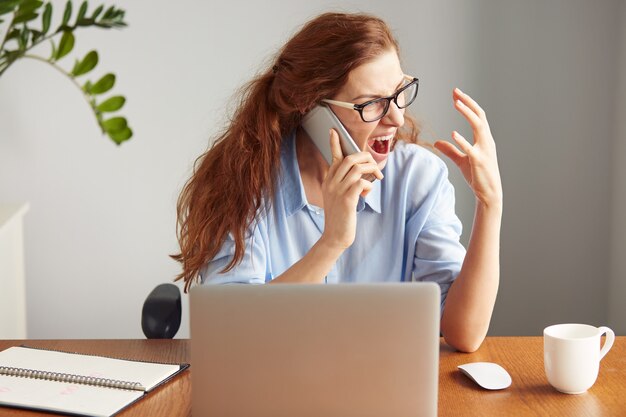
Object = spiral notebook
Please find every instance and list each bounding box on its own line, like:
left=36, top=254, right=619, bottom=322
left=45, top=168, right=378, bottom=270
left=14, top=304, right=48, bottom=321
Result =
left=0, top=346, right=189, bottom=417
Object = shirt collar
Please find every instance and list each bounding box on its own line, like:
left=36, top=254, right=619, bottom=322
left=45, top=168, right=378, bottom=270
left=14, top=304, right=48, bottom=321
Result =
left=281, top=132, right=308, bottom=217
left=362, top=177, right=382, bottom=214
left=280, top=132, right=383, bottom=216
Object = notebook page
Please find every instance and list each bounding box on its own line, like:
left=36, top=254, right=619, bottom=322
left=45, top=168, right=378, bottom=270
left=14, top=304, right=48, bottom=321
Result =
left=0, top=346, right=181, bottom=391
left=0, top=374, right=143, bottom=417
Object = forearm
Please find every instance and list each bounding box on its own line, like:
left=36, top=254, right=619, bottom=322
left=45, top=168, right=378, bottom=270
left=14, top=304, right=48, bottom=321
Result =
left=269, top=237, right=343, bottom=284
left=441, top=201, right=502, bottom=352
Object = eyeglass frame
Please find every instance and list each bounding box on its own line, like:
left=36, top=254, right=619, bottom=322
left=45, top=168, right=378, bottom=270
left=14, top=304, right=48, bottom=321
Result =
left=322, top=75, right=419, bottom=123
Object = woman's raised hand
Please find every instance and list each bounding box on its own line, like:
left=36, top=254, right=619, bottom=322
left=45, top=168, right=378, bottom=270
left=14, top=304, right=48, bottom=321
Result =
left=320, top=129, right=383, bottom=250
left=434, top=88, right=502, bottom=209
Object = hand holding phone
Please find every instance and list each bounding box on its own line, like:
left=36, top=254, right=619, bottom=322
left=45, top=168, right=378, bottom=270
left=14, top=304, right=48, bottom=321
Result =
left=301, top=105, right=360, bottom=165
left=301, top=105, right=376, bottom=181
left=301, top=106, right=382, bottom=251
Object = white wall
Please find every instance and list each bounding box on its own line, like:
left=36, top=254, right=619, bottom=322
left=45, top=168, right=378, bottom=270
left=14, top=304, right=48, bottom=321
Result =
left=474, top=0, right=619, bottom=335
left=0, top=0, right=622, bottom=339
left=609, top=0, right=626, bottom=334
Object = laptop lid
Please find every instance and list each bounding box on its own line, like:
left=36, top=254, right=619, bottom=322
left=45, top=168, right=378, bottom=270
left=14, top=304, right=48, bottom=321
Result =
left=190, top=283, right=440, bottom=417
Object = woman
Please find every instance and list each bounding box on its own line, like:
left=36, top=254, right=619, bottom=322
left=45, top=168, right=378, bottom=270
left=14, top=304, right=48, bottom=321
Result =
left=173, top=12, right=502, bottom=352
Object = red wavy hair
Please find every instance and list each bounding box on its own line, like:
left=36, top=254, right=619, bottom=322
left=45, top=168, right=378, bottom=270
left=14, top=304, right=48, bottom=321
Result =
left=172, top=12, right=422, bottom=291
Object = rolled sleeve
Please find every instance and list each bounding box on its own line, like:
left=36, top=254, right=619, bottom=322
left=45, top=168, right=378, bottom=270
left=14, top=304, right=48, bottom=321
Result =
left=411, top=176, right=466, bottom=312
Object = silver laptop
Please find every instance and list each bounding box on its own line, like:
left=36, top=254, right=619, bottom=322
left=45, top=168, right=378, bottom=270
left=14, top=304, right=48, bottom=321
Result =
left=190, top=283, right=440, bottom=417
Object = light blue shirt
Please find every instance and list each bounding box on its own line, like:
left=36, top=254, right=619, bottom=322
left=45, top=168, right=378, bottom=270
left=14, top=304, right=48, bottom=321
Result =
left=201, top=132, right=466, bottom=309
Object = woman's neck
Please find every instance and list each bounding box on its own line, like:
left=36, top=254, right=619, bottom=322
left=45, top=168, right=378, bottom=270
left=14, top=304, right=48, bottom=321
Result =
left=296, top=128, right=328, bottom=207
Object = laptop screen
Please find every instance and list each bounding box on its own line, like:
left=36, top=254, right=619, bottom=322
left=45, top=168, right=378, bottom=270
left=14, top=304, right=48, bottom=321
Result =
left=190, top=282, right=440, bottom=417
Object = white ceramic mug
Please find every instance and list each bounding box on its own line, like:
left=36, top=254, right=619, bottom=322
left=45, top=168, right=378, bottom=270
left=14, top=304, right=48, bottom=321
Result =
left=544, top=323, right=615, bottom=394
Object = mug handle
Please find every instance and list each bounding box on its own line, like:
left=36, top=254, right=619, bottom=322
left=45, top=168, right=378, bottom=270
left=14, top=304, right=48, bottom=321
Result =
left=598, top=326, right=615, bottom=360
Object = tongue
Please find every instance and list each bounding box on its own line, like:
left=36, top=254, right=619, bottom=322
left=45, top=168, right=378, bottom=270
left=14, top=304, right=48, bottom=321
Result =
left=372, top=140, right=388, bottom=154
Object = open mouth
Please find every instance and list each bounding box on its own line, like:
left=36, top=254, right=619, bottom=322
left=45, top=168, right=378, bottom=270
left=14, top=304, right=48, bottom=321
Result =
left=371, top=138, right=390, bottom=154
left=367, top=133, right=394, bottom=163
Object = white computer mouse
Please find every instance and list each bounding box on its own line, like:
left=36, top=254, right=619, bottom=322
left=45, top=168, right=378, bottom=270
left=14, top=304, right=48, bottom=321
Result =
left=457, top=362, right=512, bottom=390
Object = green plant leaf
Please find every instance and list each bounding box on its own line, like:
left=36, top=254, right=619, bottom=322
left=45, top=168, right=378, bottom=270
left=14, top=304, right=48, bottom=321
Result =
left=101, top=116, right=127, bottom=133
left=76, top=17, right=93, bottom=26
left=89, top=73, right=115, bottom=94
left=30, top=28, right=42, bottom=42
left=0, top=1, right=22, bottom=16
left=75, top=1, right=86, bottom=23
left=95, top=5, right=126, bottom=28
left=90, top=4, right=103, bottom=19
left=17, top=28, right=29, bottom=50
left=61, top=0, right=71, bottom=27
left=71, top=49, right=98, bottom=76
left=13, top=11, right=38, bottom=24
left=0, top=0, right=133, bottom=145
left=41, top=2, right=52, bottom=34
left=6, top=28, right=20, bottom=41
left=14, top=0, right=43, bottom=18
left=55, top=30, right=74, bottom=60
left=107, top=126, right=132, bottom=145
left=102, top=5, right=114, bottom=19
left=96, top=95, right=125, bottom=112
left=74, top=3, right=93, bottom=26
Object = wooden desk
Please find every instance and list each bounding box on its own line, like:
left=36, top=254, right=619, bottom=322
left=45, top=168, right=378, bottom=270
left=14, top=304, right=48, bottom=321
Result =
left=439, top=337, right=625, bottom=416
left=0, top=337, right=624, bottom=416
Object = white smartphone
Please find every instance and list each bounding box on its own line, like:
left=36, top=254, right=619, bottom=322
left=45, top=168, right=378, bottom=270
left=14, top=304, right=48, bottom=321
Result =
left=301, top=105, right=361, bottom=166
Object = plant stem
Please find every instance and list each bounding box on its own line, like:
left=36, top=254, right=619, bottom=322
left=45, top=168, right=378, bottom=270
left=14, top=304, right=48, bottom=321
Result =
left=1, top=30, right=58, bottom=77
left=22, top=53, right=103, bottom=133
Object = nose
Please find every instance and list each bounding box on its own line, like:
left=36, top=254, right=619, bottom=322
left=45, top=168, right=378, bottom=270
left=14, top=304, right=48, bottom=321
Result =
left=382, top=101, right=405, bottom=128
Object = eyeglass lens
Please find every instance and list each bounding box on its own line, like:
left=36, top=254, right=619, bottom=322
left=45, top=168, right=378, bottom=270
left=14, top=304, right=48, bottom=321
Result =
left=361, top=80, right=418, bottom=122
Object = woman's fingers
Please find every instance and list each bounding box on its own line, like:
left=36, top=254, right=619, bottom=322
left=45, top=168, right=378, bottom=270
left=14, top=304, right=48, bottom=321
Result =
left=454, top=97, right=482, bottom=131
left=453, top=88, right=485, bottom=119
left=451, top=131, right=473, bottom=154
left=351, top=178, right=374, bottom=198
left=327, top=129, right=343, bottom=177
left=434, top=139, right=465, bottom=167
left=444, top=90, right=502, bottom=206
left=340, top=162, right=382, bottom=190
left=330, top=152, right=383, bottom=184
left=434, top=131, right=472, bottom=159
left=329, top=129, right=343, bottom=161
left=453, top=88, right=492, bottom=146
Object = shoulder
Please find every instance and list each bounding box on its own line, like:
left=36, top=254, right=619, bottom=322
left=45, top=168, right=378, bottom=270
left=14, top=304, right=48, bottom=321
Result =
left=381, top=141, right=455, bottom=213
left=386, top=141, right=449, bottom=183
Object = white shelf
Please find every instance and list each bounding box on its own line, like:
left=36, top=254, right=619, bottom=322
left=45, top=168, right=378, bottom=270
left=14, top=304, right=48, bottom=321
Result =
left=0, top=203, right=29, bottom=339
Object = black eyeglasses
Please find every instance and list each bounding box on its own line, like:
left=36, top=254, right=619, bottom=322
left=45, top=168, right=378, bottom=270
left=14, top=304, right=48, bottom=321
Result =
left=322, top=75, right=419, bottom=122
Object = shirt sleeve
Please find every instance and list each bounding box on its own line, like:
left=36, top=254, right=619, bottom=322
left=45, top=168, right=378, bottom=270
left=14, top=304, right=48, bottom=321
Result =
left=411, top=173, right=466, bottom=313
left=199, top=221, right=269, bottom=285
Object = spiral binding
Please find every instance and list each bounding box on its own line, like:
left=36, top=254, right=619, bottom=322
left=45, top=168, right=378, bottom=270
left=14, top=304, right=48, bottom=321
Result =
left=0, top=366, right=145, bottom=392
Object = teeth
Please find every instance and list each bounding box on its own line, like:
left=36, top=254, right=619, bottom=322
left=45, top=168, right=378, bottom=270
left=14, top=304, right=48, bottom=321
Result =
left=372, top=134, right=394, bottom=142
